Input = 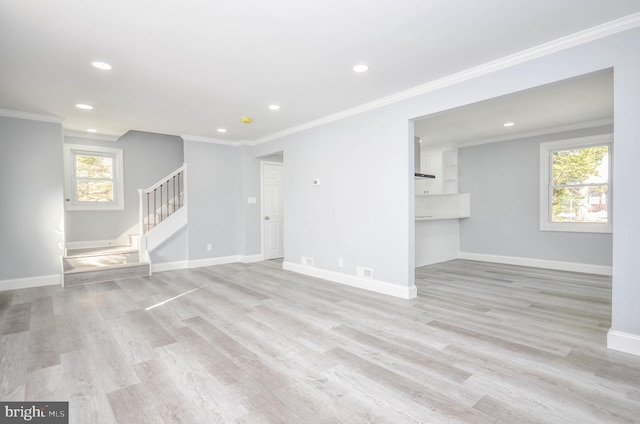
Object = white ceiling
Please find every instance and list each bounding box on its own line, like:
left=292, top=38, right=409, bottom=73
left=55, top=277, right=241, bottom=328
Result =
left=0, top=1, right=638, bottom=142
left=414, top=70, right=614, bottom=147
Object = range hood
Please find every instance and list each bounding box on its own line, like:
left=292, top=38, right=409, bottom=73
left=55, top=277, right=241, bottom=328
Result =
left=414, top=137, right=435, bottom=179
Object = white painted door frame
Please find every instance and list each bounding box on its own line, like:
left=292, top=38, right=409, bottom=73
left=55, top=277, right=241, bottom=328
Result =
left=261, top=161, right=284, bottom=260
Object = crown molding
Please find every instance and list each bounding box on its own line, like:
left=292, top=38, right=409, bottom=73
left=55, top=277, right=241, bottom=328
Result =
left=63, top=129, right=121, bottom=142
left=0, top=108, right=64, bottom=123
left=424, top=118, right=614, bottom=150
left=251, top=12, right=640, bottom=146
left=181, top=134, right=243, bottom=147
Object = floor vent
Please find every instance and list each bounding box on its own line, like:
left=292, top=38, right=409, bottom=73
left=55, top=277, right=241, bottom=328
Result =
left=356, top=266, right=374, bottom=280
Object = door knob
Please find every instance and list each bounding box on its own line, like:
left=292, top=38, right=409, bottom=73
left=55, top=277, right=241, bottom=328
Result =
left=264, top=216, right=270, bottom=220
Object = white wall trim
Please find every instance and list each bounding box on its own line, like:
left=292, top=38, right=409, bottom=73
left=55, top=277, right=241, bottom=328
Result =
left=145, top=207, right=188, bottom=251
left=250, top=13, right=640, bottom=146
left=283, top=261, right=417, bottom=299
left=428, top=119, right=614, bottom=150
left=241, top=254, right=264, bottom=263
left=64, top=129, right=121, bottom=141
left=151, top=254, right=263, bottom=272
left=1, top=274, right=62, bottom=291
left=458, top=252, right=612, bottom=276
left=0, top=108, right=64, bottom=123
left=151, top=261, right=189, bottom=273
left=181, top=134, right=243, bottom=147
left=607, top=330, right=640, bottom=357
left=187, top=255, right=242, bottom=269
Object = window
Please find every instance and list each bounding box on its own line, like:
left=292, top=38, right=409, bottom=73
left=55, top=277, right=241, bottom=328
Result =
left=540, top=135, right=612, bottom=233
left=64, top=144, right=124, bottom=210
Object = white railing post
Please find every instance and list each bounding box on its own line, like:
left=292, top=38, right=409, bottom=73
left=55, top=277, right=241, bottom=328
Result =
left=138, top=189, right=149, bottom=263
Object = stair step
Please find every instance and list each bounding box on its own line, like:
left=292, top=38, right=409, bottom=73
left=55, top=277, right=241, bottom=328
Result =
left=64, top=263, right=150, bottom=286
left=63, top=251, right=142, bottom=273
left=65, top=246, right=138, bottom=258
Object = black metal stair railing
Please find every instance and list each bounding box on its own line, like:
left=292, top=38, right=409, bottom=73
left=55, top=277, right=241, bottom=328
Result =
left=138, top=164, right=185, bottom=235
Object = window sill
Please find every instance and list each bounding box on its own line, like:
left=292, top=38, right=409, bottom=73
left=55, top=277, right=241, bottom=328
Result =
left=539, top=222, right=612, bottom=233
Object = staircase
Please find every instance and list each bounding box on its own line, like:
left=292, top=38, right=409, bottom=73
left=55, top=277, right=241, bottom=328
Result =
left=63, top=245, right=149, bottom=286
left=138, top=164, right=187, bottom=261
left=63, top=164, right=187, bottom=286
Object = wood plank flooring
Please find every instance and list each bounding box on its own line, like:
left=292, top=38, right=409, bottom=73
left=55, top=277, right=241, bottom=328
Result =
left=1, top=259, right=639, bottom=423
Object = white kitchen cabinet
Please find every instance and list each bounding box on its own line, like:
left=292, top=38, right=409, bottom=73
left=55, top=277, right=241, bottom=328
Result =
left=415, top=193, right=470, bottom=220
left=416, top=148, right=458, bottom=195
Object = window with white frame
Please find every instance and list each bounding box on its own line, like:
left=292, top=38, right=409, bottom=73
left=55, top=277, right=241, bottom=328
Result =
left=64, top=144, right=124, bottom=210
left=539, top=135, right=612, bottom=233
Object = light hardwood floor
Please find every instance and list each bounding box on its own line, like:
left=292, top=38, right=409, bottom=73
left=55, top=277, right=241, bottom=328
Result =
left=1, top=259, right=639, bottom=423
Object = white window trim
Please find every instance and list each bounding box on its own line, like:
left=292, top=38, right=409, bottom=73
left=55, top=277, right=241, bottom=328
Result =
left=539, top=134, right=612, bottom=233
left=64, top=144, right=124, bottom=211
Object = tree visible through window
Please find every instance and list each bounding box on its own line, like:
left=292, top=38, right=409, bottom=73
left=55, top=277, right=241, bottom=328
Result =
left=551, top=145, right=608, bottom=223
left=540, top=135, right=612, bottom=233
left=64, top=144, right=124, bottom=210
left=75, top=154, right=114, bottom=202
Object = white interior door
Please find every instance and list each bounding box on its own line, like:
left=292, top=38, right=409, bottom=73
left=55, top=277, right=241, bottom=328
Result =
left=262, top=162, right=284, bottom=259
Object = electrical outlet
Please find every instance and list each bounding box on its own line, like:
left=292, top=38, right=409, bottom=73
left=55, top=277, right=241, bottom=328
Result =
left=301, top=256, right=314, bottom=266
left=206, top=243, right=212, bottom=251
left=338, top=258, right=344, bottom=268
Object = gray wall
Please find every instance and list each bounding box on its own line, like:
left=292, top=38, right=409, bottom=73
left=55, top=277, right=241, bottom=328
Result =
left=64, top=131, right=183, bottom=243
left=277, top=108, right=413, bottom=287
left=458, top=125, right=613, bottom=265
left=0, top=116, right=64, bottom=280
left=184, top=140, right=243, bottom=260
left=610, top=30, right=640, bottom=336
left=255, top=27, right=640, bottom=336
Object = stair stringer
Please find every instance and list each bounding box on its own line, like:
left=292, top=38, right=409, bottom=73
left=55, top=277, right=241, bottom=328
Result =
left=143, top=205, right=188, bottom=254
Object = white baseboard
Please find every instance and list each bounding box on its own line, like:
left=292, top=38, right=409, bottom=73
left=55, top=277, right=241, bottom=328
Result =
left=283, top=261, right=417, bottom=299
left=241, top=254, right=264, bottom=263
left=1, top=274, right=62, bottom=291
left=188, top=255, right=242, bottom=269
left=151, top=261, right=189, bottom=273
left=458, top=252, right=612, bottom=276
left=607, top=330, right=640, bottom=357
left=151, top=254, right=264, bottom=273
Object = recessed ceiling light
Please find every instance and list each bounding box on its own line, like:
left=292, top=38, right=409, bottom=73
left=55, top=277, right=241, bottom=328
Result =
left=503, top=122, right=515, bottom=127
left=353, top=64, right=369, bottom=73
left=75, top=103, right=93, bottom=110
left=86, top=128, right=97, bottom=133
left=217, top=128, right=227, bottom=133
left=91, top=61, right=112, bottom=70
left=268, top=104, right=280, bottom=110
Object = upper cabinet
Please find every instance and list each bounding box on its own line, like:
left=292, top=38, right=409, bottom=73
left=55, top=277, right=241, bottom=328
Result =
left=415, top=147, right=470, bottom=220
left=416, top=148, right=458, bottom=195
